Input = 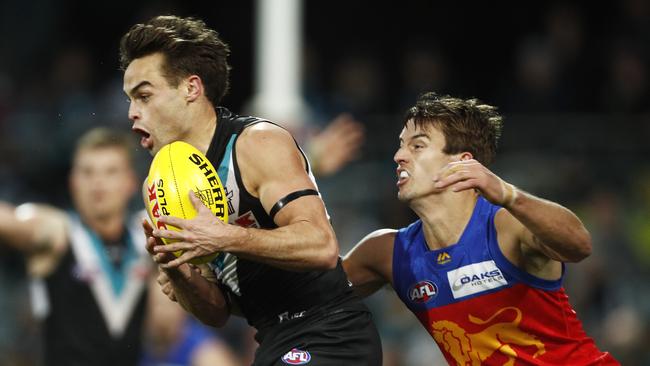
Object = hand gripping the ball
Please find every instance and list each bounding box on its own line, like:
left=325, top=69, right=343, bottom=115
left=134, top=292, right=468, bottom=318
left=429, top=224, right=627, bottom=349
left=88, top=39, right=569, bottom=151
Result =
left=152, top=191, right=243, bottom=268
left=144, top=141, right=229, bottom=265
left=433, top=159, right=518, bottom=207
left=143, top=218, right=176, bottom=265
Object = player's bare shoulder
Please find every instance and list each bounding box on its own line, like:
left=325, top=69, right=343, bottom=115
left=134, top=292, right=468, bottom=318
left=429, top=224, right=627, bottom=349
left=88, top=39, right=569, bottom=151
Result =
left=235, top=122, right=307, bottom=194
left=492, top=207, right=526, bottom=264
left=236, top=121, right=294, bottom=154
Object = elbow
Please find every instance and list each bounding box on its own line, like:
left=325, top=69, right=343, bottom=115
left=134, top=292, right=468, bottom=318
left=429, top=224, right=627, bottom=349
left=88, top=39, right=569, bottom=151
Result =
left=569, top=229, right=593, bottom=262
left=316, top=229, right=340, bottom=270
left=190, top=294, right=230, bottom=328
left=208, top=314, right=229, bottom=328
left=198, top=304, right=230, bottom=328
left=323, top=249, right=339, bottom=270
left=576, top=234, right=593, bottom=262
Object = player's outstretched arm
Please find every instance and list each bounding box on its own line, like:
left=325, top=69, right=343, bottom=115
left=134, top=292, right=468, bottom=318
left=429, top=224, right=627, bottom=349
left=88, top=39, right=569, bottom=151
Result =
left=0, top=202, right=67, bottom=254
left=154, top=123, right=340, bottom=271
left=434, top=159, right=592, bottom=263
left=144, top=219, right=231, bottom=327
left=342, top=229, right=396, bottom=298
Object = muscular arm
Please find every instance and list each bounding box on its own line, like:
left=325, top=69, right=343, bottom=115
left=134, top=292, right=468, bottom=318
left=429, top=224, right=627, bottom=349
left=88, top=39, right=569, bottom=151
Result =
left=228, top=124, right=339, bottom=270
left=164, top=266, right=230, bottom=327
left=342, top=229, right=396, bottom=298
left=496, top=189, right=592, bottom=263
left=435, top=159, right=591, bottom=279
left=155, top=123, right=339, bottom=271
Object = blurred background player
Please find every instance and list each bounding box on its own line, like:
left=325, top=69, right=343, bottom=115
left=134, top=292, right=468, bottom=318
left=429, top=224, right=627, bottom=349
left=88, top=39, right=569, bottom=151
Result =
left=343, top=93, right=620, bottom=365
left=0, top=127, right=152, bottom=366
left=0, top=126, right=243, bottom=366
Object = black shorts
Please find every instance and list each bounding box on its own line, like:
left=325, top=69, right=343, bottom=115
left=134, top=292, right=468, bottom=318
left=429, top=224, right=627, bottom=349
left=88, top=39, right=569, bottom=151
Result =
left=252, top=306, right=382, bottom=366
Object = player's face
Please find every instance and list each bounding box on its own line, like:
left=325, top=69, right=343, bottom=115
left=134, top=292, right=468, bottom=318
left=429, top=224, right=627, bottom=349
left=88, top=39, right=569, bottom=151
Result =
left=394, top=120, right=454, bottom=202
left=70, top=147, right=137, bottom=221
left=123, top=52, right=193, bottom=155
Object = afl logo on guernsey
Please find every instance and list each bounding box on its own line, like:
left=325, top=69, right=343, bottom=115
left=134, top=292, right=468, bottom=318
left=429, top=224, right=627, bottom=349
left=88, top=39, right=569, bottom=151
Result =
left=408, top=280, right=438, bottom=303
left=281, top=348, right=311, bottom=364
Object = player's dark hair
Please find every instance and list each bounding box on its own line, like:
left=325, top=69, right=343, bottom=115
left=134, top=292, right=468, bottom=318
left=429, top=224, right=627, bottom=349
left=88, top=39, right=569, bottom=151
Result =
left=403, top=92, right=503, bottom=165
left=119, top=15, right=231, bottom=107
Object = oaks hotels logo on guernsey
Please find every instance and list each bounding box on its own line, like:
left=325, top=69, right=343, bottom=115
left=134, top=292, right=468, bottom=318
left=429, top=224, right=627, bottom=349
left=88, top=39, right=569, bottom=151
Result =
left=447, top=260, right=508, bottom=299
left=408, top=280, right=438, bottom=303
left=281, top=348, right=311, bottom=365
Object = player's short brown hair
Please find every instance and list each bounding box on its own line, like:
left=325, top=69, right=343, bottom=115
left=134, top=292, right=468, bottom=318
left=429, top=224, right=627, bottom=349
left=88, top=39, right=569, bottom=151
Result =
left=74, top=127, right=135, bottom=163
left=403, top=92, right=503, bottom=165
left=119, top=15, right=231, bottom=107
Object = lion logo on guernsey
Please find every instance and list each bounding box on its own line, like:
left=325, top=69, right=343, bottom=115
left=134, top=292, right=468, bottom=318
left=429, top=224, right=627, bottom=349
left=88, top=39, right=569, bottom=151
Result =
left=431, top=307, right=546, bottom=365
left=409, top=280, right=438, bottom=303
left=281, top=348, right=311, bottom=365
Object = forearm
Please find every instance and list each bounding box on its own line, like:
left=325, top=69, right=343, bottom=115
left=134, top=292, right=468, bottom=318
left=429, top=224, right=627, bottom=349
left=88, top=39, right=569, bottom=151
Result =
left=224, top=221, right=338, bottom=271
left=507, top=189, right=592, bottom=262
left=165, top=265, right=230, bottom=327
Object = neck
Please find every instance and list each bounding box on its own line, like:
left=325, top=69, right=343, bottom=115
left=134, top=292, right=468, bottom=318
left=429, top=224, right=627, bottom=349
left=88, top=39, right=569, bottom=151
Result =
left=410, top=190, right=478, bottom=250
left=84, top=213, right=125, bottom=242
left=183, top=104, right=217, bottom=155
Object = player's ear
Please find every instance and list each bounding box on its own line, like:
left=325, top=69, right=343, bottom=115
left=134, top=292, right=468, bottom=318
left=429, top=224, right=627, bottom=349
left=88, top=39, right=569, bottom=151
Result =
left=459, top=152, right=474, bottom=161
left=185, top=75, right=203, bottom=103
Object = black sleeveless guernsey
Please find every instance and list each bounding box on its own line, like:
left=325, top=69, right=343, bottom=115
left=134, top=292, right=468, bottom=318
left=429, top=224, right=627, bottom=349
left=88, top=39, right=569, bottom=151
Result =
left=39, top=212, right=152, bottom=366
left=206, top=108, right=382, bottom=366
left=205, top=108, right=357, bottom=332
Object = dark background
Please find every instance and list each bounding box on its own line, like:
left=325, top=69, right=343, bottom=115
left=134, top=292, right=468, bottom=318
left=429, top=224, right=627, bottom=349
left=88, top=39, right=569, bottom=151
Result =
left=0, top=1, right=648, bottom=365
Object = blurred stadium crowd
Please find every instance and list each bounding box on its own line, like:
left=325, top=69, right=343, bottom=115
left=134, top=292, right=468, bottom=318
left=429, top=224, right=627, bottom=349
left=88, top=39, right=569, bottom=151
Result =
left=0, top=0, right=648, bottom=365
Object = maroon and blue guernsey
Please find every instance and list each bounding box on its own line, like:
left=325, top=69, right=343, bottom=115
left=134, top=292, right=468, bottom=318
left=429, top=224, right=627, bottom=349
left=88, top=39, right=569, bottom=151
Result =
left=392, top=196, right=619, bottom=365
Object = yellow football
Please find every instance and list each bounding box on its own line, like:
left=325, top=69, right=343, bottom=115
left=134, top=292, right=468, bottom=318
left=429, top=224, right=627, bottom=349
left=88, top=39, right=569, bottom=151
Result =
left=144, top=141, right=228, bottom=264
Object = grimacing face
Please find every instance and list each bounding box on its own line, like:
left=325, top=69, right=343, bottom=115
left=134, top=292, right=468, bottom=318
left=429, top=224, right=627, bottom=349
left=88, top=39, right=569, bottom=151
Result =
left=123, top=52, right=195, bottom=155
left=393, top=120, right=456, bottom=202
left=70, top=147, right=137, bottom=221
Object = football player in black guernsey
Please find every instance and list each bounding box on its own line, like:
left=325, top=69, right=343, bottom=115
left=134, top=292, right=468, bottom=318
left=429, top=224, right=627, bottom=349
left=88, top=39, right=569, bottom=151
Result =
left=121, top=15, right=382, bottom=366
